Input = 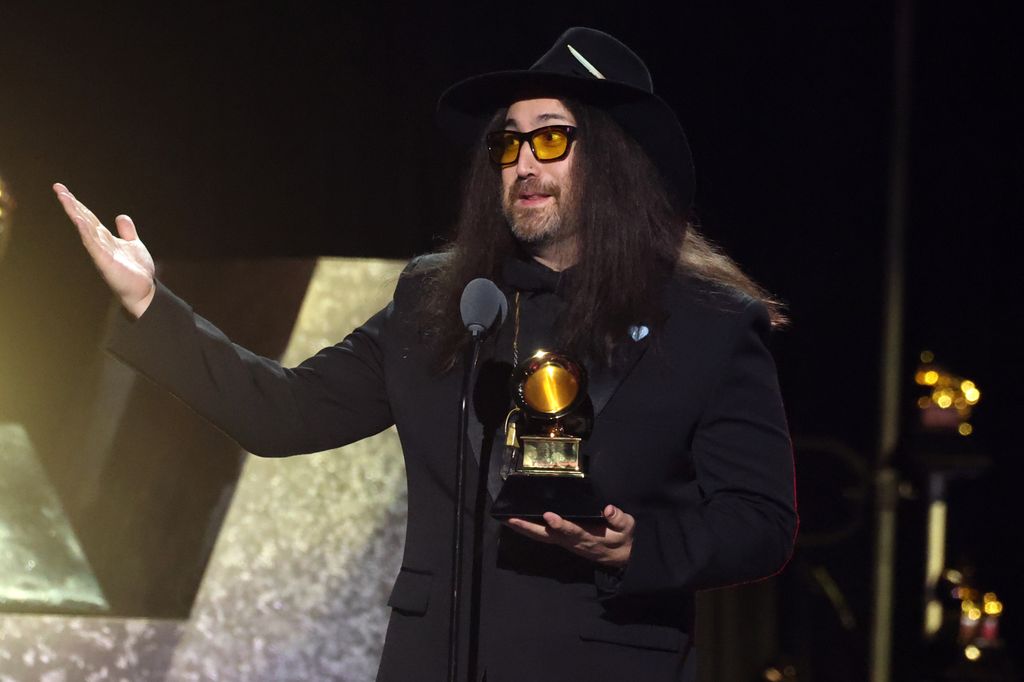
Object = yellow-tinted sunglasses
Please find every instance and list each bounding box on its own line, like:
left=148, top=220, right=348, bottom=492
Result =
left=486, top=125, right=578, bottom=167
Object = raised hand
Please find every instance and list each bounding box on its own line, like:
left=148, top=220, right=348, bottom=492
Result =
left=53, top=183, right=156, bottom=319
left=506, top=504, right=635, bottom=568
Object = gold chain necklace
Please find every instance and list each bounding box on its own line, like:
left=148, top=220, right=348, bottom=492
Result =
left=511, top=290, right=521, bottom=367
left=504, top=291, right=523, bottom=453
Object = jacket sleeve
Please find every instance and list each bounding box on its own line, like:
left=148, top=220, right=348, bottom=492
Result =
left=105, top=280, right=395, bottom=457
left=611, top=299, right=798, bottom=599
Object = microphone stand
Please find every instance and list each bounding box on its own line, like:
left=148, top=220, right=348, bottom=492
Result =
left=449, top=331, right=484, bottom=682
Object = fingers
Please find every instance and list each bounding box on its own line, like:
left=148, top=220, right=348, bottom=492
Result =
left=508, top=512, right=625, bottom=542
left=53, top=183, right=102, bottom=228
left=114, top=214, right=138, bottom=241
left=53, top=185, right=137, bottom=242
left=602, top=505, right=636, bottom=533
left=506, top=508, right=635, bottom=568
left=542, top=512, right=589, bottom=540
left=506, top=514, right=590, bottom=542
left=52, top=182, right=121, bottom=248
left=53, top=184, right=94, bottom=229
left=53, top=184, right=120, bottom=271
left=71, top=195, right=100, bottom=226
left=505, top=517, right=557, bottom=544
left=53, top=184, right=79, bottom=219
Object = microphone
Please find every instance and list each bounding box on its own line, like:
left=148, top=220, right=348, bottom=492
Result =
left=450, top=277, right=506, bottom=682
left=460, top=278, right=508, bottom=337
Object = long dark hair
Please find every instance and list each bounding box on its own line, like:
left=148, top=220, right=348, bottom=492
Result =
left=417, top=100, right=786, bottom=369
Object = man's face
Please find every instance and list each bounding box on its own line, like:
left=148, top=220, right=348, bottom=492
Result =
left=500, top=98, right=578, bottom=249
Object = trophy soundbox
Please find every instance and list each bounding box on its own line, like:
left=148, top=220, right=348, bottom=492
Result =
left=491, top=350, right=604, bottom=520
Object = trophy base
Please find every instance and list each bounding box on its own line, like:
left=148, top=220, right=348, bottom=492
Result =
left=491, top=475, right=605, bottom=521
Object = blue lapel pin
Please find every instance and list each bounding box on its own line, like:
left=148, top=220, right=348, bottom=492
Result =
left=629, top=324, right=649, bottom=342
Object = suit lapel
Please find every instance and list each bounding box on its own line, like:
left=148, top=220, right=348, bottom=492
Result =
left=587, top=329, right=651, bottom=418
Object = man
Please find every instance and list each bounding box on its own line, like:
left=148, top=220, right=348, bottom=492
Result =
left=54, top=27, right=796, bottom=682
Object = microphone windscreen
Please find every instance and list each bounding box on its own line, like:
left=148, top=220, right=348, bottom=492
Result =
left=460, top=278, right=508, bottom=336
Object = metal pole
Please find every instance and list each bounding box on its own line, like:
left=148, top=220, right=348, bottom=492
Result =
left=869, top=0, right=914, bottom=679
left=449, top=337, right=483, bottom=682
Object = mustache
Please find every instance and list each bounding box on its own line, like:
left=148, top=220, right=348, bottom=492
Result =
left=507, top=177, right=561, bottom=200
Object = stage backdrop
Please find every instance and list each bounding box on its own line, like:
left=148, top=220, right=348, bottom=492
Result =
left=0, top=257, right=409, bottom=681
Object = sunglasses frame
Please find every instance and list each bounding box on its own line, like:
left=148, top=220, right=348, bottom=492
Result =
left=486, top=125, right=578, bottom=167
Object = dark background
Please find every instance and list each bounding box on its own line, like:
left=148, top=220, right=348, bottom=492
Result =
left=1, top=2, right=1020, bottom=679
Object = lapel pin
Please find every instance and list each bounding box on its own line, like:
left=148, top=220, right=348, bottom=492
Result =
left=629, top=325, right=649, bottom=342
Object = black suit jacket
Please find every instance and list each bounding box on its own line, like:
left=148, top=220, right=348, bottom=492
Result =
left=107, top=257, right=797, bottom=682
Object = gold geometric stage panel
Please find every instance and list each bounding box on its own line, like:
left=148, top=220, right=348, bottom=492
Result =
left=0, top=257, right=409, bottom=680
left=0, top=423, right=108, bottom=613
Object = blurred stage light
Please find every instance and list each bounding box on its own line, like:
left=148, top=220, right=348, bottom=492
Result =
left=914, top=353, right=981, bottom=435
left=0, top=175, right=14, bottom=261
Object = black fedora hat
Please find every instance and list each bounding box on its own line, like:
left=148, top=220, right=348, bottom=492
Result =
left=437, top=27, right=695, bottom=210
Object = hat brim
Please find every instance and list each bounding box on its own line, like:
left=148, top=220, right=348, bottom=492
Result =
left=436, top=70, right=695, bottom=209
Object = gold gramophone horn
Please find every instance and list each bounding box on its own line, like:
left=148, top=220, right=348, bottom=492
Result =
left=511, top=350, right=587, bottom=420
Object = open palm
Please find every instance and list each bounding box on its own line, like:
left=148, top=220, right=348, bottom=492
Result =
left=53, top=183, right=156, bottom=318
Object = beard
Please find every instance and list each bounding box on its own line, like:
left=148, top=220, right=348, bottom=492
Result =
left=501, top=176, right=573, bottom=246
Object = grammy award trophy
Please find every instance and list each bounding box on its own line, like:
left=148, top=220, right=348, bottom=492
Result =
left=491, top=350, right=603, bottom=520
